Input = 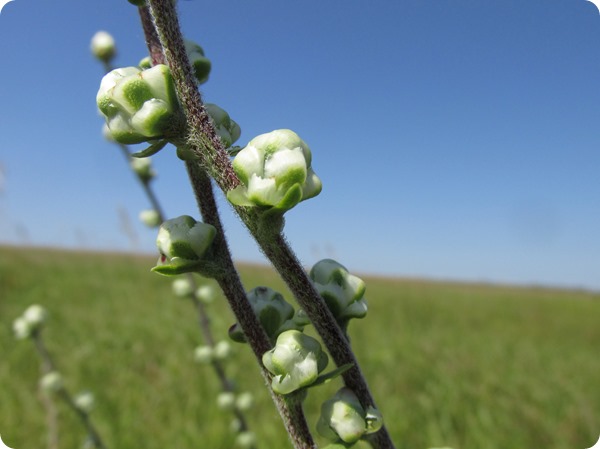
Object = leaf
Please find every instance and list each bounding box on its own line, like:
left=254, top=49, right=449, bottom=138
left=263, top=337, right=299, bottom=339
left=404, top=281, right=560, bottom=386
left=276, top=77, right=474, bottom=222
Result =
left=310, top=363, right=354, bottom=388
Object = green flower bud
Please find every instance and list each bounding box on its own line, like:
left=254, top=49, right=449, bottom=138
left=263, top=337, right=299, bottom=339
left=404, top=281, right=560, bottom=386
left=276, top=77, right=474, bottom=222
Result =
left=139, top=209, right=161, bottom=228
left=310, top=259, right=367, bottom=333
left=97, top=65, right=182, bottom=144
left=152, top=215, right=217, bottom=276
left=193, top=345, right=213, bottom=364
left=184, top=40, right=212, bottom=85
left=205, top=103, right=241, bottom=148
left=262, top=330, right=328, bottom=395
left=130, top=157, right=156, bottom=183
left=213, top=340, right=232, bottom=360
left=230, top=418, right=242, bottom=433
left=228, top=287, right=303, bottom=344
left=90, top=31, right=116, bottom=64
left=74, top=391, right=95, bottom=413
left=235, top=391, right=254, bottom=411
left=196, top=284, right=216, bottom=303
left=172, top=277, right=194, bottom=297
left=234, top=431, right=256, bottom=449
left=39, top=371, right=64, bottom=393
left=317, top=387, right=377, bottom=444
left=217, top=392, right=236, bottom=410
left=138, top=56, right=152, bottom=70
left=227, top=129, right=322, bottom=215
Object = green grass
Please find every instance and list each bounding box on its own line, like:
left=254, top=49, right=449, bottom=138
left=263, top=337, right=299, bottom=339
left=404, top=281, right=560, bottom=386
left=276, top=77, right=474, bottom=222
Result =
left=1, top=245, right=599, bottom=449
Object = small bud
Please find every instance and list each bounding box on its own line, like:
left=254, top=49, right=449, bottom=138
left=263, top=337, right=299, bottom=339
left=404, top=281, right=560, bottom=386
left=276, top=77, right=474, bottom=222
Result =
left=217, top=392, right=236, bottom=410
left=130, top=157, right=156, bottom=183
left=23, top=304, right=48, bottom=328
left=172, top=277, right=195, bottom=297
left=227, top=129, right=322, bottom=216
left=139, top=209, right=161, bottom=228
left=262, top=330, right=328, bottom=395
left=97, top=65, right=183, bottom=144
left=39, top=371, right=64, bottom=393
left=90, top=31, right=116, bottom=64
left=317, top=387, right=372, bottom=444
left=184, top=40, right=212, bottom=85
left=138, top=56, right=152, bottom=70
left=205, top=103, right=241, bottom=148
left=74, top=391, right=95, bottom=413
left=196, top=284, right=216, bottom=303
left=228, top=287, right=302, bottom=344
left=13, top=317, right=32, bottom=340
left=310, top=259, right=367, bottom=333
left=234, top=431, right=256, bottom=449
left=230, top=418, right=242, bottom=433
left=152, top=215, right=217, bottom=276
left=235, top=392, right=254, bottom=411
left=213, top=340, right=232, bottom=360
left=193, top=345, right=213, bottom=364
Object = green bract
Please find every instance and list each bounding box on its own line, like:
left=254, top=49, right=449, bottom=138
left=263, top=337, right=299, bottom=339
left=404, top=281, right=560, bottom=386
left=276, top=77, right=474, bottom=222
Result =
left=205, top=103, right=241, bottom=148
left=229, top=287, right=303, bottom=344
left=97, top=65, right=182, bottom=144
left=317, top=387, right=383, bottom=444
left=152, top=215, right=217, bottom=276
left=184, top=40, right=212, bottom=85
left=262, top=330, right=328, bottom=395
left=227, top=129, right=322, bottom=215
left=310, top=259, right=367, bottom=333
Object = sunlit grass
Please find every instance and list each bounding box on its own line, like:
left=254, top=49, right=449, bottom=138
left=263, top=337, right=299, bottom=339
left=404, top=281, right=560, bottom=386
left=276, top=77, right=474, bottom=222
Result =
left=1, top=245, right=598, bottom=449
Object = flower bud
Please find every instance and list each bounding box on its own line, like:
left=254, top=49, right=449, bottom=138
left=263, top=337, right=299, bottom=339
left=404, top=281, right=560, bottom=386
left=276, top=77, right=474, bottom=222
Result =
left=152, top=215, right=217, bottom=276
left=90, top=31, right=116, bottom=64
left=217, top=392, right=236, bottom=410
left=228, top=287, right=302, bottom=344
left=138, top=56, right=152, bottom=70
left=97, top=65, right=182, bottom=144
left=317, top=387, right=379, bottom=444
left=184, top=40, right=212, bottom=85
left=196, top=284, right=216, bottom=303
left=139, top=209, right=161, bottom=228
left=193, top=345, right=213, bottom=364
left=213, top=340, right=232, bottom=360
left=235, top=391, right=254, bottom=411
left=227, top=129, right=322, bottom=215
left=130, top=157, right=156, bottom=183
left=172, top=277, right=195, bottom=297
left=204, top=104, right=241, bottom=148
left=39, top=371, right=63, bottom=393
left=23, top=304, right=48, bottom=328
left=262, top=330, right=328, bottom=395
left=310, top=259, right=367, bottom=333
left=13, top=317, right=32, bottom=340
left=235, top=431, right=256, bottom=449
left=74, top=391, right=95, bottom=413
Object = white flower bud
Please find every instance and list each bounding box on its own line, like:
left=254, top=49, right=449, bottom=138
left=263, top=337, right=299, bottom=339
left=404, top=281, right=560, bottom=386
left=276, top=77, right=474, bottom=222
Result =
left=90, top=31, right=116, bottom=63
left=229, top=418, right=242, bottom=433
left=23, top=304, right=48, bottom=328
left=195, top=284, right=216, bottom=303
left=130, top=157, right=156, bottom=183
left=139, top=209, right=161, bottom=228
left=39, top=371, right=63, bottom=393
left=234, top=431, right=256, bottom=449
left=213, top=340, right=232, bottom=360
left=74, top=391, right=95, bottom=413
left=172, top=277, right=194, bottom=297
left=193, top=345, right=213, bottom=364
left=235, top=392, right=254, bottom=411
left=13, top=317, right=32, bottom=340
left=317, top=388, right=369, bottom=444
left=217, top=392, right=236, bottom=410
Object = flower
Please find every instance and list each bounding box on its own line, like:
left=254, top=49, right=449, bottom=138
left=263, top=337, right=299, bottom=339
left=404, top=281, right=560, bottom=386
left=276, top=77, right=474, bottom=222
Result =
left=152, top=215, right=217, bottom=276
left=262, top=330, right=328, bottom=395
left=90, top=31, right=116, bottom=63
left=227, top=129, right=322, bottom=215
left=97, top=65, right=183, bottom=144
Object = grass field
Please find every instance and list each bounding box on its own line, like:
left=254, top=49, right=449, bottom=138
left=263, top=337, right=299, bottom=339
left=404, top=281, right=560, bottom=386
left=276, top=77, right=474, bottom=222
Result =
left=1, top=245, right=599, bottom=449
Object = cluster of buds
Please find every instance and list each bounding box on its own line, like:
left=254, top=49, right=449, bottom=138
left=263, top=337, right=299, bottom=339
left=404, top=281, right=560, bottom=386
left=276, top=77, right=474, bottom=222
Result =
left=153, top=215, right=217, bottom=276
left=97, top=64, right=183, bottom=144
left=229, top=287, right=305, bottom=344
left=317, top=387, right=383, bottom=445
left=227, top=129, right=322, bottom=217
left=310, top=259, right=368, bottom=333
left=13, top=304, right=48, bottom=339
left=262, top=330, right=328, bottom=395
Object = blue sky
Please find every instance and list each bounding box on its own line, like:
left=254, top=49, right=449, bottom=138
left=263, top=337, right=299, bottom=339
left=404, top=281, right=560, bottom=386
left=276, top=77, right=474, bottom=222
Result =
left=0, top=0, right=599, bottom=290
